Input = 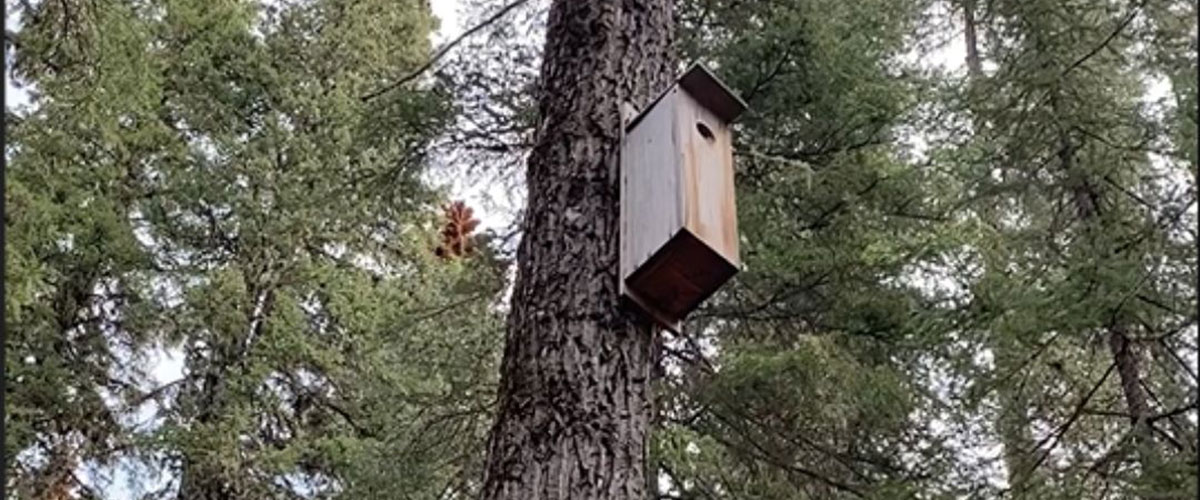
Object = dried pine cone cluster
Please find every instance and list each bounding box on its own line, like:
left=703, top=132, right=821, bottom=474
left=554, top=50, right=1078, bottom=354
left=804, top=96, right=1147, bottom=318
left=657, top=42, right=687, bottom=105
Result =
left=434, top=201, right=481, bottom=259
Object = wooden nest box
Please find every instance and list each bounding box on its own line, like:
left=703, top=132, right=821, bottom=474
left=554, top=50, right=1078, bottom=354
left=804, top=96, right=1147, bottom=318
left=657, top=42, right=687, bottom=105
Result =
left=620, top=63, right=748, bottom=330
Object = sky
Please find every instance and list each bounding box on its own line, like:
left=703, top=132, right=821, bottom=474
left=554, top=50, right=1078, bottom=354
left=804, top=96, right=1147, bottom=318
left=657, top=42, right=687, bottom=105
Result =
left=432, top=0, right=464, bottom=45
left=5, top=9, right=31, bottom=110
left=426, top=0, right=522, bottom=236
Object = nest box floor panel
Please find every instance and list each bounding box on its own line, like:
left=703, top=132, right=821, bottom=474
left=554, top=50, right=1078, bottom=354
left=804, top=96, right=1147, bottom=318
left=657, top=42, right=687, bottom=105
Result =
left=624, top=229, right=737, bottom=320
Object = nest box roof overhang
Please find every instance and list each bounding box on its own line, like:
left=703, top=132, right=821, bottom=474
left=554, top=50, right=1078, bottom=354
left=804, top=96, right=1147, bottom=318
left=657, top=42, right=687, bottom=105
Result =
left=625, top=62, right=749, bottom=131
left=677, top=63, right=749, bottom=123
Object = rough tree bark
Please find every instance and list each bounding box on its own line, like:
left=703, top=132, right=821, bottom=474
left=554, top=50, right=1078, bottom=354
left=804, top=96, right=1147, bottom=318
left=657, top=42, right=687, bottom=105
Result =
left=479, top=1, right=675, bottom=499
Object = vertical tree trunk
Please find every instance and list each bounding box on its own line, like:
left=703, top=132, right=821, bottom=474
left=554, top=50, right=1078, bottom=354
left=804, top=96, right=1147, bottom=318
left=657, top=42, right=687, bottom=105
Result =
left=1054, top=92, right=1158, bottom=473
left=961, top=0, right=983, bottom=78
left=1107, top=328, right=1151, bottom=424
left=1053, top=77, right=1160, bottom=481
left=1107, top=324, right=1159, bottom=471
left=959, top=4, right=1044, bottom=493
left=480, top=1, right=675, bottom=499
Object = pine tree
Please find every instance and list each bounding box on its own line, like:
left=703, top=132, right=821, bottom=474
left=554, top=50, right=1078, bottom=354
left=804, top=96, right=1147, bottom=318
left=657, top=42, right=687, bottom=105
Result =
left=6, top=1, right=169, bottom=496
left=7, top=0, right=506, bottom=498
left=937, top=0, right=1197, bottom=496
left=7, top=0, right=1195, bottom=498
left=652, top=0, right=975, bottom=497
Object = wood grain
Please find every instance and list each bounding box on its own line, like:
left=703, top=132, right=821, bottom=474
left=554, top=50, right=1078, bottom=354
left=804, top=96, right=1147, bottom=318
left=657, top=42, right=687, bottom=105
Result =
left=619, top=78, right=741, bottom=326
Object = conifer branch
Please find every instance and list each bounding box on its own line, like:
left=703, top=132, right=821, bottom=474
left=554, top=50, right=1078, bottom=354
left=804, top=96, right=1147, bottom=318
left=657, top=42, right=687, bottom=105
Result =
left=737, top=147, right=815, bottom=189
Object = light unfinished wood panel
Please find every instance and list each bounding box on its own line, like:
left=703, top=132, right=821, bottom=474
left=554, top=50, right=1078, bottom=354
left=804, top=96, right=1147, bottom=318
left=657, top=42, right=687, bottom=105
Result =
left=676, top=90, right=738, bottom=266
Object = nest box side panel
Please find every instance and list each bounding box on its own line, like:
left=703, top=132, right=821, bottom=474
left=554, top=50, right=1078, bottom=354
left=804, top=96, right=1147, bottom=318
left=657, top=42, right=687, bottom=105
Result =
left=620, top=89, right=684, bottom=297
left=676, top=90, right=739, bottom=267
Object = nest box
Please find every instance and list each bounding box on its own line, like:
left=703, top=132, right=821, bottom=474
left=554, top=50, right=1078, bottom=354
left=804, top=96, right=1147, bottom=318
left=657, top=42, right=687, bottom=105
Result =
left=620, top=63, right=748, bottom=330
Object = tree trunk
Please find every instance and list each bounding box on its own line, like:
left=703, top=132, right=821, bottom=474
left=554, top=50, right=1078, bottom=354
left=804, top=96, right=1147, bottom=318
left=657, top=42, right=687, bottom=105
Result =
left=961, top=0, right=983, bottom=78
left=1107, top=324, right=1158, bottom=470
left=1054, top=87, right=1160, bottom=480
left=1054, top=92, right=1158, bottom=473
left=480, top=1, right=675, bottom=499
left=959, top=4, right=1044, bottom=493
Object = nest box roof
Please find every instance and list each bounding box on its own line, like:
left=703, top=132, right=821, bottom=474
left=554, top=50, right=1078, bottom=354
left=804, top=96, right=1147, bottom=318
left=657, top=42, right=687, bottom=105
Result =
left=626, top=63, right=749, bottom=132
left=677, top=63, right=748, bottom=124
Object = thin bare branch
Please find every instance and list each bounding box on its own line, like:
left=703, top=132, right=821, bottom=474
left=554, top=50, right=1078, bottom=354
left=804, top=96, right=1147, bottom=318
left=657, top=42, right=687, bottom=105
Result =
left=1061, top=0, right=1146, bottom=78
left=1021, top=361, right=1117, bottom=489
left=360, top=0, right=531, bottom=102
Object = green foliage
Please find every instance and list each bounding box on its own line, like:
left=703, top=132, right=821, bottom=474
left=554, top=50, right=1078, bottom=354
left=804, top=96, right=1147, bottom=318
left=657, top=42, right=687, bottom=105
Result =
left=652, top=0, right=976, bottom=498
left=6, top=0, right=501, bottom=498
left=6, top=0, right=1195, bottom=498
left=925, top=0, right=1197, bottom=497
left=656, top=0, right=1196, bottom=498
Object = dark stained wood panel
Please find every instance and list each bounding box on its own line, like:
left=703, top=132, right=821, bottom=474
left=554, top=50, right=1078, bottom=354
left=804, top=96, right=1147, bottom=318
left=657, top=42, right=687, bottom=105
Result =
left=624, top=229, right=737, bottom=322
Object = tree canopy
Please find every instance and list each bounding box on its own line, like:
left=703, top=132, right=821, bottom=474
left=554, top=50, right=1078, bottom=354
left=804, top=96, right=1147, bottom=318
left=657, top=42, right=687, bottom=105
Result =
left=5, top=0, right=1196, bottom=499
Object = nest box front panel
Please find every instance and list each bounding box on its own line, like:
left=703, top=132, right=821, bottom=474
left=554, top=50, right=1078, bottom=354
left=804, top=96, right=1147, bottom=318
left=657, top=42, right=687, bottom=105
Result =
left=676, top=90, right=738, bottom=267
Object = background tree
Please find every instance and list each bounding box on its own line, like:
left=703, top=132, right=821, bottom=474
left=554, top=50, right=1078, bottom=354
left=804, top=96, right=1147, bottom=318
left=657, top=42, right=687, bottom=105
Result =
left=939, top=0, right=1198, bottom=496
left=7, top=0, right=506, bottom=498
left=653, top=0, right=975, bottom=497
left=6, top=0, right=1195, bottom=499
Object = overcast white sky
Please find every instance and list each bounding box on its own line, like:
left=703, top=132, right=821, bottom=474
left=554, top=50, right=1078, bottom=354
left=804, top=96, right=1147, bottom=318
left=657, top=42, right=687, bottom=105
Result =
left=426, top=0, right=520, bottom=235
left=432, top=0, right=464, bottom=44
